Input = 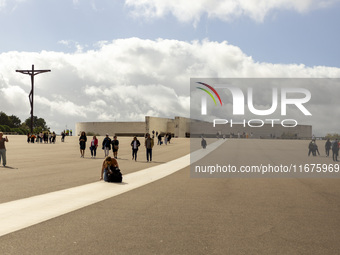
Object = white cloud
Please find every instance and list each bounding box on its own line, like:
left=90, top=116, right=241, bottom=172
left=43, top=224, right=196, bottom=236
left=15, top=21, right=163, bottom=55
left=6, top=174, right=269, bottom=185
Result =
left=0, top=0, right=6, bottom=9
left=58, top=40, right=71, bottom=46
left=58, top=40, right=87, bottom=53
left=1, top=38, right=340, bottom=134
left=35, top=96, right=87, bottom=118
left=0, top=85, right=29, bottom=115
left=0, top=0, right=26, bottom=12
left=125, top=0, right=340, bottom=23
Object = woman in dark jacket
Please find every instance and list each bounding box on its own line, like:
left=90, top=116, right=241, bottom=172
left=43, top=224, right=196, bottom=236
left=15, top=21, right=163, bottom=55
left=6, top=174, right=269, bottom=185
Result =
left=79, top=131, right=87, bottom=158
left=131, top=136, right=140, bottom=161
left=112, top=135, right=119, bottom=159
left=102, top=134, right=112, bottom=157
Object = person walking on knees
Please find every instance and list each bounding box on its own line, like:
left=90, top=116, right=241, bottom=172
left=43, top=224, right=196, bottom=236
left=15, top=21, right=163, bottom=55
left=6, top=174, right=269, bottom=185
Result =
left=100, top=156, right=119, bottom=182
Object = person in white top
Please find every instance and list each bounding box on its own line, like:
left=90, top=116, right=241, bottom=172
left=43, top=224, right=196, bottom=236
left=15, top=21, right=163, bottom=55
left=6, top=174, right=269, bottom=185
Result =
left=0, top=132, right=9, bottom=167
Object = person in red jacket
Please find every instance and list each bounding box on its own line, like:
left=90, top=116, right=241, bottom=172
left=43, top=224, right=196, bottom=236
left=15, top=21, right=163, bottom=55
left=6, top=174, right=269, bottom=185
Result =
left=90, top=135, right=98, bottom=158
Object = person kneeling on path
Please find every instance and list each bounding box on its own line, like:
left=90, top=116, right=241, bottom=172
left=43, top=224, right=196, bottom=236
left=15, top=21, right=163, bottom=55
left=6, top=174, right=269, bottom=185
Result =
left=100, top=156, right=122, bottom=182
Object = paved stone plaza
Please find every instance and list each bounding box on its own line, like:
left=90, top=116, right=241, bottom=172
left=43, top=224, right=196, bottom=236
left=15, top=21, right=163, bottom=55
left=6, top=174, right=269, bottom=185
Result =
left=1, top=136, right=340, bottom=254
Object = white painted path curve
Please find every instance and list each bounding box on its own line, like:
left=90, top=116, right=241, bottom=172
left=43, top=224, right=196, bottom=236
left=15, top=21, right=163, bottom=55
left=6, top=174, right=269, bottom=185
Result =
left=0, top=139, right=225, bottom=237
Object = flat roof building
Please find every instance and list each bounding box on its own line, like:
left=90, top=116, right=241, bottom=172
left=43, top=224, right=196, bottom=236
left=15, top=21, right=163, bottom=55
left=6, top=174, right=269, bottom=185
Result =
left=76, top=116, right=312, bottom=139
left=76, top=116, right=191, bottom=138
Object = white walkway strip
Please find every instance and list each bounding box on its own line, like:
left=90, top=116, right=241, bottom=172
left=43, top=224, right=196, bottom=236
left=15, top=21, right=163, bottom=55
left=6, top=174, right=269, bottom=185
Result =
left=0, top=139, right=225, bottom=237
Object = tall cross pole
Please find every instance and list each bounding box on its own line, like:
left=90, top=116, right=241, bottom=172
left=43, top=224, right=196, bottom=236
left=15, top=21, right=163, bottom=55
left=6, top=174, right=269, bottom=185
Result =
left=16, top=65, right=51, bottom=133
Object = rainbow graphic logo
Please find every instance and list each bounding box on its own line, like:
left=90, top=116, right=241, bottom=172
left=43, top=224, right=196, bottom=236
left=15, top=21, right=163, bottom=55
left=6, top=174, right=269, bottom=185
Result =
left=196, top=82, right=222, bottom=115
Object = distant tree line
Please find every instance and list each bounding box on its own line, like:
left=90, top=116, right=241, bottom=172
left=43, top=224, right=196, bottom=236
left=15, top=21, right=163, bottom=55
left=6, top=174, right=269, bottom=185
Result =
left=325, top=133, right=340, bottom=140
left=0, top=111, right=50, bottom=135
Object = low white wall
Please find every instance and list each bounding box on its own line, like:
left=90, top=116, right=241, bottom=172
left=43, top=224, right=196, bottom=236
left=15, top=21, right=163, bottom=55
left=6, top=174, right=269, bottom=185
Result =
left=174, top=117, right=190, bottom=137
left=145, top=116, right=173, bottom=135
left=76, top=122, right=146, bottom=136
left=190, top=121, right=312, bottom=139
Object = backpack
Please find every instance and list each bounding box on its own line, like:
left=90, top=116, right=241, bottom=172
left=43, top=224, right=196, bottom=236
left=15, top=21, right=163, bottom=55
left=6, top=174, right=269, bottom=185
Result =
left=107, top=166, right=123, bottom=183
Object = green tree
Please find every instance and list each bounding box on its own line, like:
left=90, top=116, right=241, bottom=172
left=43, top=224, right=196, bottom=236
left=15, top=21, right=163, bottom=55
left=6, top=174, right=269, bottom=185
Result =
left=0, top=125, right=11, bottom=132
left=12, top=128, right=25, bottom=135
left=325, top=133, right=340, bottom=140
left=0, top=112, right=10, bottom=126
left=0, top=112, right=50, bottom=134
left=8, top=115, right=21, bottom=128
left=20, top=123, right=30, bottom=134
left=24, top=116, right=50, bottom=132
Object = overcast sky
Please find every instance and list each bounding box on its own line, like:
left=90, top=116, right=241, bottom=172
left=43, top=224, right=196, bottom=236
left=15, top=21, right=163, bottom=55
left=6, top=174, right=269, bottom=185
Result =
left=1, top=0, right=340, bottom=135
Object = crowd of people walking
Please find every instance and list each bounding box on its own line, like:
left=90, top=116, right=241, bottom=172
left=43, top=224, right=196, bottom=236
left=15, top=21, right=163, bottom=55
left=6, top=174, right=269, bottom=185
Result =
left=156, top=132, right=172, bottom=145
left=27, top=132, right=57, bottom=144
left=78, top=132, right=170, bottom=163
left=308, top=138, right=339, bottom=161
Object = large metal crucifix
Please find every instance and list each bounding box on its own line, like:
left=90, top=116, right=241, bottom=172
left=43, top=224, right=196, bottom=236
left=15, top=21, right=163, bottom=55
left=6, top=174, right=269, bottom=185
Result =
left=16, top=65, right=51, bottom=133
